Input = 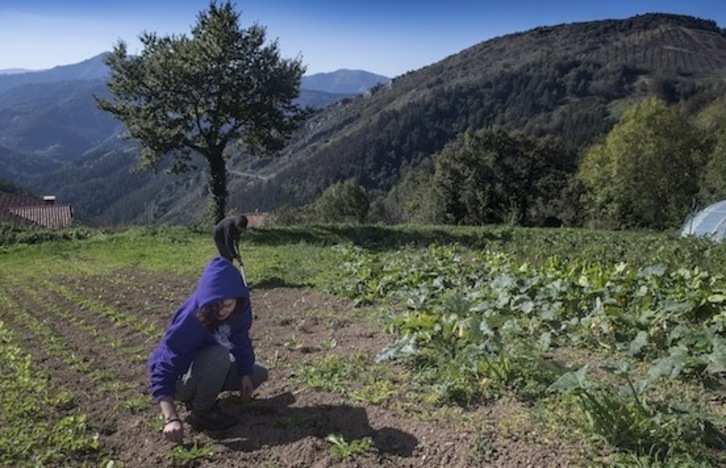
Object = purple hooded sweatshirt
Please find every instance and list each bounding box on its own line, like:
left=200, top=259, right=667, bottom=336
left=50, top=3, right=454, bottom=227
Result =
left=147, top=257, right=254, bottom=401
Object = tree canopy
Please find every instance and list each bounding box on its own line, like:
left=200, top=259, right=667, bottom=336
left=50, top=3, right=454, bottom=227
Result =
left=432, top=127, right=577, bottom=226
left=313, top=178, right=370, bottom=224
left=578, top=98, right=705, bottom=229
left=96, top=1, right=307, bottom=223
left=693, top=97, right=726, bottom=206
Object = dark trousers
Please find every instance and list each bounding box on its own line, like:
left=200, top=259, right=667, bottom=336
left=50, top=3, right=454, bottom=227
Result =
left=174, top=345, right=268, bottom=411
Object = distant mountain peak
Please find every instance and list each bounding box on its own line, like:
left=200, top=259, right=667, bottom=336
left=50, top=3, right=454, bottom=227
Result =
left=302, top=69, right=390, bottom=94
left=0, top=68, right=35, bottom=75
left=0, top=53, right=110, bottom=95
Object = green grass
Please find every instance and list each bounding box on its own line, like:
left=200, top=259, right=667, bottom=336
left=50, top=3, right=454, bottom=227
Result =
left=0, top=225, right=343, bottom=288
left=4, top=223, right=726, bottom=279
left=2, top=222, right=726, bottom=465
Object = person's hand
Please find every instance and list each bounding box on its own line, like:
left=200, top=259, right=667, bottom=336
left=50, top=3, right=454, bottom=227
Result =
left=240, top=375, right=254, bottom=400
left=163, top=419, right=183, bottom=444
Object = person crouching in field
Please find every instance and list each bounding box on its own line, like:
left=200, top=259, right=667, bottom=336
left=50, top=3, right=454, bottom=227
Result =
left=148, top=256, right=268, bottom=444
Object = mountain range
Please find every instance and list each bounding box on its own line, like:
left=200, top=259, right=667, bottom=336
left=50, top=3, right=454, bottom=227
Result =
left=2, top=13, right=726, bottom=226
left=0, top=55, right=387, bottom=171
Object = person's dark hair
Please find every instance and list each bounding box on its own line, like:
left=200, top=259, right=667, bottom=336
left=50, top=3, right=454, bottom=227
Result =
left=236, top=215, right=248, bottom=230
left=195, top=299, right=244, bottom=331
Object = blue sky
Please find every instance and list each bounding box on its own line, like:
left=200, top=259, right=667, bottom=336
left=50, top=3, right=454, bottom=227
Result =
left=1, top=1, right=725, bottom=77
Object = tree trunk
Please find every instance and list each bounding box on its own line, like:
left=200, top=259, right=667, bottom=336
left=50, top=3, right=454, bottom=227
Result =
left=207, top=151, right=228, bottom=225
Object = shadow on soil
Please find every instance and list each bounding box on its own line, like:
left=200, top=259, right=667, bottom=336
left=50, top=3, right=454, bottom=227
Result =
left=204, top=391, right=418, bottom=458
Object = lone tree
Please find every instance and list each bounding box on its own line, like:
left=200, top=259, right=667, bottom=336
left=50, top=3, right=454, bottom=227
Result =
left=97, top=1, right=307, bottom=224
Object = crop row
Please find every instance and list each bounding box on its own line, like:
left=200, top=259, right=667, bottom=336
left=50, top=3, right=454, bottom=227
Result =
left=0, top=318, right=99, bottom=465
left=0, top=271, right=162, bottom=465
left=29, top=274, right=164, bottom=337
left=4, top=274, right=149, bottom=365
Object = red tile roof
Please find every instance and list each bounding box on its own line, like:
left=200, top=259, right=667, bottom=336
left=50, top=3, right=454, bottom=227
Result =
left=8, top=205, right=73, bottom=228
left=0, top=191, right=74, bottom=228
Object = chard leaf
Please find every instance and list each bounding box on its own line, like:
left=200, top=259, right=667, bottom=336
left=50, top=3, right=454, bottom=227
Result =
left=538, top=331, right=552, bottom=351
left=375, top=336, right=416, bottom=363
left=705, top=338, right=726, bottom=375
left=637, top=264, right=667, bottom=278
left=629, top=331, right=649, bottom=356
left=548, top=365, right=589, bottom=393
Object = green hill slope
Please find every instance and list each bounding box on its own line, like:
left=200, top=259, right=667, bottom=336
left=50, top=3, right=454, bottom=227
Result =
left=26, top=13, right=726, bottom=226
left=226, top=14, right=726, bottom=215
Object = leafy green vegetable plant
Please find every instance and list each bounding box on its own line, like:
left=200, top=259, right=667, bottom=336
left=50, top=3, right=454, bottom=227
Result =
left=549, top=363, right=713, bottom=463
left=168, top=438, right=213, bottom=463
left=325, top=433, right=374, bottom=460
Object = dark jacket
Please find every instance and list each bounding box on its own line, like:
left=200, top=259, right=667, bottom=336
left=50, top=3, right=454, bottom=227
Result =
left=213, top=215, right=247, bottom=263
left=147, top=257, right=254, bottom=401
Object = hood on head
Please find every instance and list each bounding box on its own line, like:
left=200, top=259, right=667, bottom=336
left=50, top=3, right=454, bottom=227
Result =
left=195, top=257, right=247, bottom=309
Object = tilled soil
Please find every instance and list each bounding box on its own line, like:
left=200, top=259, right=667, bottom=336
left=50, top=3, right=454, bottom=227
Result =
left=3, top=269, right=576, bottom=467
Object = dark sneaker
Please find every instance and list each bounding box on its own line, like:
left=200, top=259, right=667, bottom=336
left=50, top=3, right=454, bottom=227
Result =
left=188, top=404, right=239, bottom=431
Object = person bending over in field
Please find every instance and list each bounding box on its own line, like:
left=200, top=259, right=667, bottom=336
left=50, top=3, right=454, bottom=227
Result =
left=148, top=256, right=268, bottom=444
left=213, top=214, right=248, bottom=266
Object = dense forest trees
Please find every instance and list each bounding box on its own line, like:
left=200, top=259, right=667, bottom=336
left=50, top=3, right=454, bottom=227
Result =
left=573, top=96, right=726, bottom=229
left=237, top=14, right=725, bottom=219
left=370, top=158, right=442, bottom=225
left=9, top=13, right=726, bottom=228
left=694, top=97, right=726, bottom=206
left=269, top=178, right=370, bottom=225
left=431, top=128, right=577, bottom=226
left=341, top=96, right=726, bottom=231
left=0, top=178, right=35, bottom=198
left=578, top=98, right=704, bottom=229
left=312, top=178, right=370, bottom=224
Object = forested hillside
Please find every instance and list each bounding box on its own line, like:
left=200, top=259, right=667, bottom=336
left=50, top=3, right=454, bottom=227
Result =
left=0, top=61, right=387, bottom=224
left=230, top=14, right=726, bottom=220
left=8, top=13, right=726, bottom=227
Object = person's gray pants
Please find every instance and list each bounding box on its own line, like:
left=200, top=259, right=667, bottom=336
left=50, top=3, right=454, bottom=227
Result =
left=174, top=344, right=268, bottom=411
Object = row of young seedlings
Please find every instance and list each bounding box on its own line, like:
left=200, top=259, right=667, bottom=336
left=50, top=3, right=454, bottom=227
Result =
left=0, top=303, right=99, bottom=465
left=24, top=258, right=165, bottom=337
left=0, top=275, right=157, bottom=463
left=5, top=274, right=150, bottom=365
left=0, top=273, right=155, bottom=404
left=6, top=265, right=229, bottom=464
left=36, top=276, right=163, bottom=337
